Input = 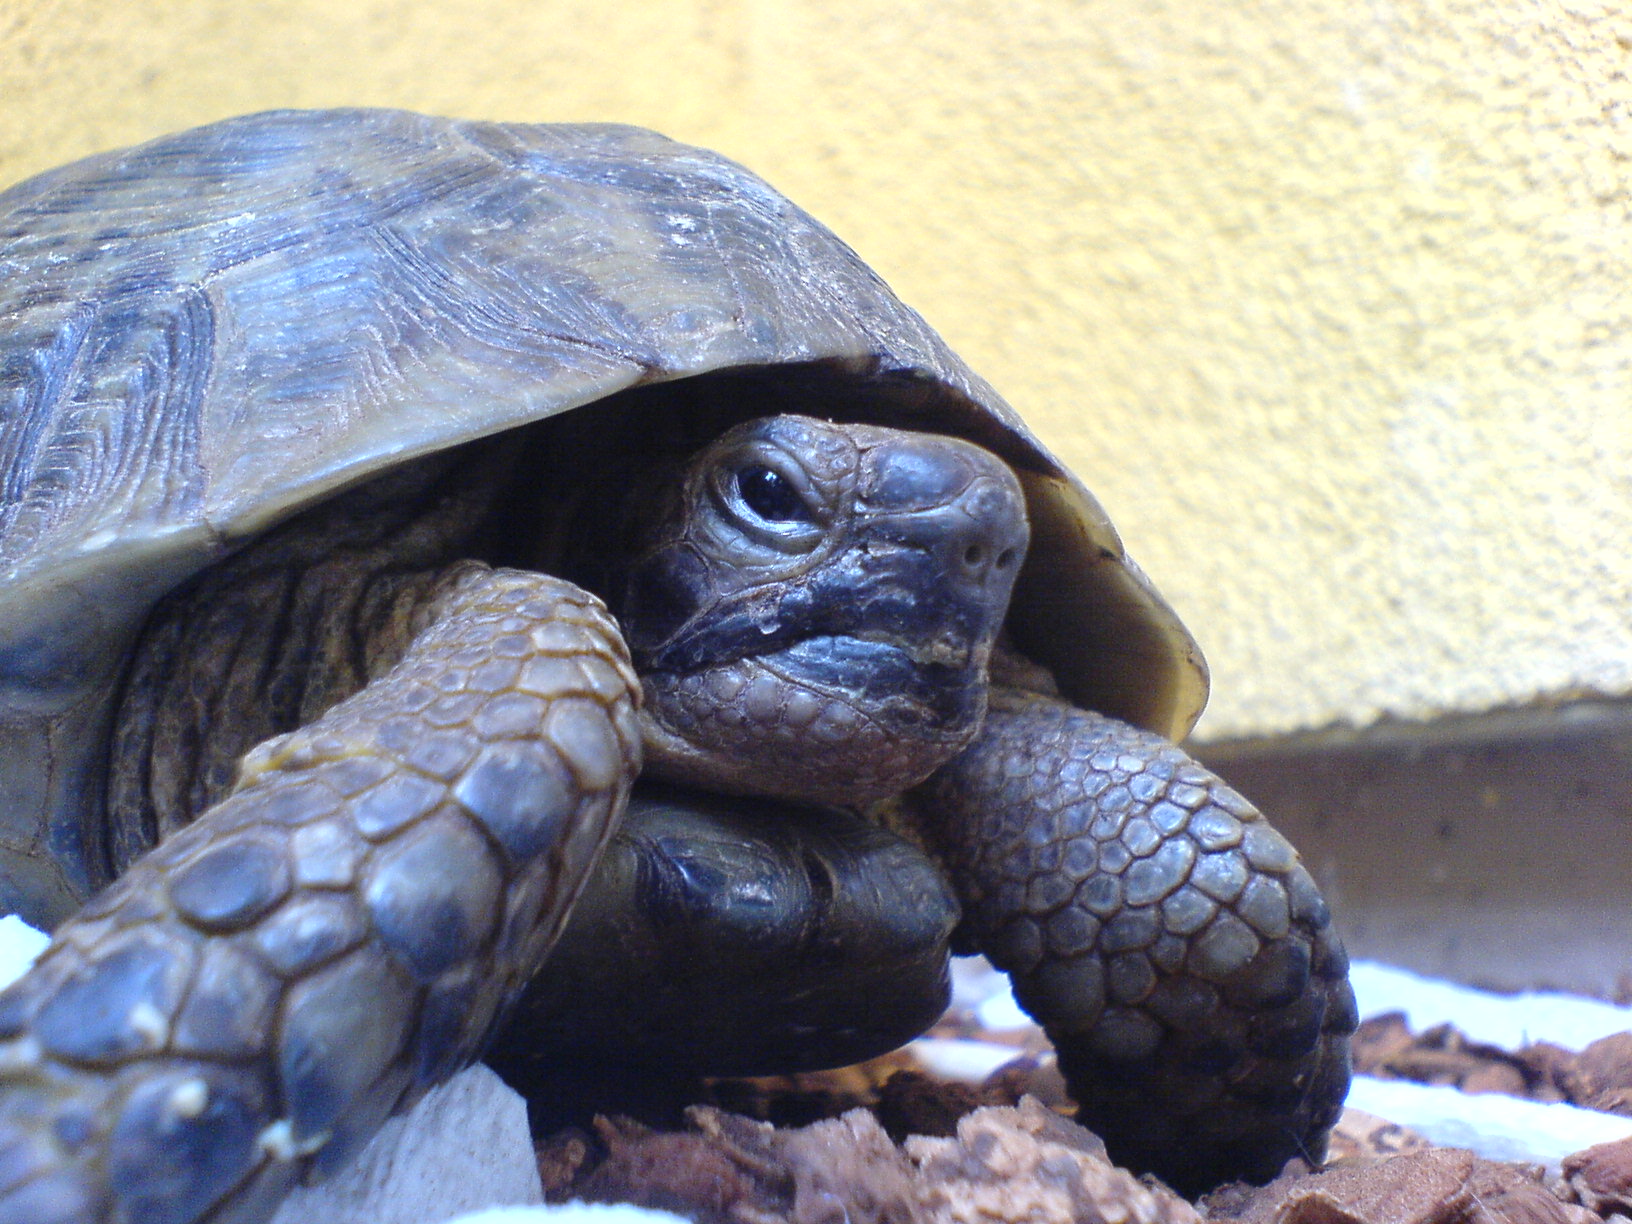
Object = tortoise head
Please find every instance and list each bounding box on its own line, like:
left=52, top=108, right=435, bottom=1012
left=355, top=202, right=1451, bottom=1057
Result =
left=615, top=414, right=1028, bottom=806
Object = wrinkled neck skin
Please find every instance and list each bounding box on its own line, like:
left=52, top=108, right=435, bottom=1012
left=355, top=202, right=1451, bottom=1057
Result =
left=600, top=414, right=1030, bottom=808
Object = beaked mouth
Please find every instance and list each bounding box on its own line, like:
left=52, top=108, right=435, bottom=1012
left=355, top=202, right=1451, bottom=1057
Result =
left=842, top=629, right=976, bottom=671
left=640, top=593, right=988, bottom=680
left=728, top=633, right=986, bottom=732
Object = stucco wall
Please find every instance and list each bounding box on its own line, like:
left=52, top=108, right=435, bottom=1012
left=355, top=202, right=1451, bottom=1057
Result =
left=4, top=0, right=1629, bottom=738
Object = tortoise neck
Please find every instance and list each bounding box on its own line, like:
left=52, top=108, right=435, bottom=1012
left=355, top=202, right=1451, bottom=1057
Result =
left=103, top=450, right=502, bottom=876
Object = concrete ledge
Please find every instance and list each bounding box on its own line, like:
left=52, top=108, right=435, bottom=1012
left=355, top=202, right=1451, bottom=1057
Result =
left=1195, top=700, right=1632, bottom=998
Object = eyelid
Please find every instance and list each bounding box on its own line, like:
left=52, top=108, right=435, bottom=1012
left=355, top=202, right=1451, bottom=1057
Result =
left=708, top=443, right=829, bottom=550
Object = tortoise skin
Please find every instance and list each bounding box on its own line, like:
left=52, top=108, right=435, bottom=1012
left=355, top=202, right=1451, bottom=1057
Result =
left=0, top=569, right=642, bottom=1223
left=0, top=111, right=1352, bottom=1222
left=910, top=693, right=1355, bottom=1190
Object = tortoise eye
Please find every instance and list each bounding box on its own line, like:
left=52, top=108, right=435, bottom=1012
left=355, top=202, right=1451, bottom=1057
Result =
left=735, top=464, right=813, bottom=524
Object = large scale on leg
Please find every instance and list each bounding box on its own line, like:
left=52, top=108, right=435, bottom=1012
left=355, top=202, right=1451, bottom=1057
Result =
left=0, top=109, right=1354, bottom=1222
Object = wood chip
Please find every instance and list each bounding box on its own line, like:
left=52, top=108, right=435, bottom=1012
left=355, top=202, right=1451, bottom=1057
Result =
left=1563, top=1136, right=1632, bottom=1215
left=552, top=1098, right=1198, bottom=1224
left=906, top=1098, right=1196, bottom=1224
left=1201, top=1148, right=1478, bottom=1224
left=1576, top=1038, right=1632, bottom=1117
left=1326, top=1108, right=1433, bottom=1164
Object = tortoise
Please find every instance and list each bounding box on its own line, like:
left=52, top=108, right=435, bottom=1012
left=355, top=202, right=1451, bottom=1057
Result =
left=0, top=109, right=1355, bottom=1224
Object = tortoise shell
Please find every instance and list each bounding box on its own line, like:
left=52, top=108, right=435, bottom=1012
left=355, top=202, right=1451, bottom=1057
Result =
left=0, top=108, right=1206, bottom=925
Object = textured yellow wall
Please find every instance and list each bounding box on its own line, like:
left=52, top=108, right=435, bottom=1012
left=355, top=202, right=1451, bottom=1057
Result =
left=4, top=0, right=1630, bottom=738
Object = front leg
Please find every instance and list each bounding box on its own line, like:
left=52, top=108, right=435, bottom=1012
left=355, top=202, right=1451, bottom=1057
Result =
left=492, top=782, right=960, bottom=1098
left=0, top=567, right=641, bottom=1224
left=906, top=688, right=1355, bottom=1195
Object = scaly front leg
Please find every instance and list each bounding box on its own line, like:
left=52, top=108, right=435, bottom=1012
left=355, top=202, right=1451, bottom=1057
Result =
left=0, top=567, right=641, bottom=1224
left=906, top=687, right=1355, bottom=1195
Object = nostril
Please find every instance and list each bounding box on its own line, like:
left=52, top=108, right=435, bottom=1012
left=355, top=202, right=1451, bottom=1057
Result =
left=996, top=547, right=1017, bottom=570
left=964, top=544, right=986, bottom=568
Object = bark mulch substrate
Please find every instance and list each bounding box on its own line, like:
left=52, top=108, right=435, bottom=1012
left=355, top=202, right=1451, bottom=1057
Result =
left=1350, top=1013, right=1632, bottom=1116
left=530, top=1014, right=1632, bottom=1224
